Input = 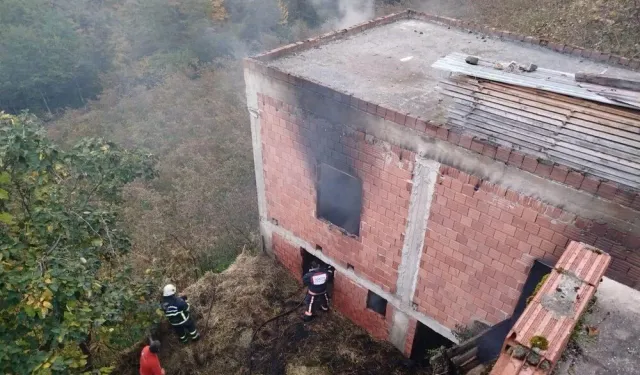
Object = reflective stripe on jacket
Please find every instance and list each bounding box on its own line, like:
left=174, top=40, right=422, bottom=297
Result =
left=161, top=295, right=190, bottom=326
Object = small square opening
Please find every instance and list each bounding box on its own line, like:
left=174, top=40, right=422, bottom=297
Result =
left=316, top=164, right=362, bottom=235
left=366, top=290, right=387, bottom=316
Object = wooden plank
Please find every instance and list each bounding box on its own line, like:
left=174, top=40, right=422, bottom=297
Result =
left=477, top=85, right=573, bottom=118
left=450, top=99, right=559, bottom=136
left=442, top=82, right=570, bottom=123
left=477, top=79, right=640, bottom=124
left=567, top=118, right=640, bottom=144
left=447, top=114, right=548, bottom=154
left=571, top=115, right=640, bottom=137
left=444, top=91, right=565, bottom=128
left=451, top=347, right=478, bottom=366
left=575, top=72, right=640, bottom=92
left=448, top=105, right=556, bottom=146
left=556, top=132, right=640, bottom=162
left=547, top=149, right=640, bottom=186
left=477, top=82, right=640, bottom=134
left=554, top=143, right=640, bottom=177
left=556, top=141, right=640, bottom=172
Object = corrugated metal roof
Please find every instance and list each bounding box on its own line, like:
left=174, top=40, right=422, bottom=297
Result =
left=432, top=53, right=640, bottom=110
left=490, top=242, right=611, bottom=375
left=434, top=73, right=640, bottom=189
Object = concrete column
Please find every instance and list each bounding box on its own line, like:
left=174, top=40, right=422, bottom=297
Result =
left=244, top=68, right=272, bottom=253
left=390, top=156, right=441, bottom=351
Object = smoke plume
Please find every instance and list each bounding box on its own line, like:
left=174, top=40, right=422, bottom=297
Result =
left=311, top=0, right=375, bottom=30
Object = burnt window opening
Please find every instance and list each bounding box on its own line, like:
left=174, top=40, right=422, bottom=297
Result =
left=410, top=321, right=454, bottom=366
left=366, top=291, right=387, bottom=316
left=316, top=164, right=362, bottom=236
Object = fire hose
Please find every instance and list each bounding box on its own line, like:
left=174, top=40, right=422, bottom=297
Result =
left=247, top=289, right=306, bottom=375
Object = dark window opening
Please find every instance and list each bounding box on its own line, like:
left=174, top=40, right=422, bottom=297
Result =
left=316, top=164, right=362, bottom=236
left=410, top=321, right=455, bottom=366
left=300, top=247, right=327, bottom=275
left=366, top=291, right=387, bottom=316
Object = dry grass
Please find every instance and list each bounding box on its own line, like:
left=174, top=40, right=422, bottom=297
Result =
left=49, top=66, right=258, bottom=287
left=113, top=253, right=428, bottom=375
left=402, top=0, right=640, bottom=59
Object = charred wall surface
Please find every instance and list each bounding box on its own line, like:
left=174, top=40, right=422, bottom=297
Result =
left=258, top=90, right=414, bottom=292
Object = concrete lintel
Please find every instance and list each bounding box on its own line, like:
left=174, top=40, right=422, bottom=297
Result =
left=396, top=157, right=441, bottom=302
left=247, top=72, right=640, bottom=235
left=265, top=221, right=457, bottom=343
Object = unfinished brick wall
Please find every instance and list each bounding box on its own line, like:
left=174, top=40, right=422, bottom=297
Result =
left=332, top=273, right=393, bottom=341
left=272, top=232, right=303, bottom=282
left=414, top=165, right=640, bottom=329
left=272, top=231, right=392, bottom=340
left=403, top=317, right=418, bottom=357
left=259, top=93, right=415, bottom=293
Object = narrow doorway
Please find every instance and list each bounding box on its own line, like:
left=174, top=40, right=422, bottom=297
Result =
left=300, top=247, right=327, bottom=275
left=410, top=321, right=454, bottom=366
left=300, top=247, right=333, bottom=296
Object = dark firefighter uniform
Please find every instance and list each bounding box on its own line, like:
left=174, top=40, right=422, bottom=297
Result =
left=161, top=295, right=200, bottom=343
left=302, top=263, right=334, bottom=321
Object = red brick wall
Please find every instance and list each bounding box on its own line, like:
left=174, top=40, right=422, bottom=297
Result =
left=414, top=165, right=640, bottom=329
left=332, top=272, right=393, bottom=341
left=403, top=317, right=418, bottom=357
left=272, top=232, right=392, bottom=340
left=272, top=232, right=303, bottom=282
left=259, top=93, right=414, bottom=293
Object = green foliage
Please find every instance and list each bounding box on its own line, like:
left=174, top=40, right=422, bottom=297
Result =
left=529, top=335, right=549, bottom=350
left=526, top=273, right=550, bottom=305
left=0, top=113, right=158, bottom=374
left=0, top=0, right=106, bottom=114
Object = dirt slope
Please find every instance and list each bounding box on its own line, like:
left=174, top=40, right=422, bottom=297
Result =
left=114, top=252, right=428, bottom=375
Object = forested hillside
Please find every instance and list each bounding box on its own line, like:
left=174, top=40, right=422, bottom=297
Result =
left=1, top=0, right=638, bottom=373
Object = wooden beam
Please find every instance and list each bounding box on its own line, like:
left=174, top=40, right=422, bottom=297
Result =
left=575, top=72, right=640, bottom=92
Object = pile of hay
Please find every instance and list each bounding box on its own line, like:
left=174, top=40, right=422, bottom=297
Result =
left=114, top=252, right=429, bottom=375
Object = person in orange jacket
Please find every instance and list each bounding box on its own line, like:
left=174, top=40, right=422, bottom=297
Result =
left=140, top=340, right=165, bottom=375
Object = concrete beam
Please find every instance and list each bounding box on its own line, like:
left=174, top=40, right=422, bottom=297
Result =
left=265, top=221, right=457, bottom=343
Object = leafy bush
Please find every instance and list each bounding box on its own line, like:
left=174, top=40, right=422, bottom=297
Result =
left=0, top=113, right=158, bottom=374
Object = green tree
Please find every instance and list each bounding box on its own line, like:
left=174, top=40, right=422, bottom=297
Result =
left=0, top=0, right=105, bottom=114
left=0, top=112, right=157, bottom=374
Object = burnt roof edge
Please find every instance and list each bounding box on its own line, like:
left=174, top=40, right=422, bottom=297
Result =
left=247, top=10, right=640, bottom=71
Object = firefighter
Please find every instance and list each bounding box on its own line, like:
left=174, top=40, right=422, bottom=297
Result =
left=139, top=340, right=165, bottom=375
left=161, top=284, right=200, bottom=343
left=302, top=260, right=334, bottom=322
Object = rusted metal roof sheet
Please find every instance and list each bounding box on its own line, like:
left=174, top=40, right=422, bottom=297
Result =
left=490, top=242, right=611, bottom=375
left=432, top=53, right=640, bottom=110
left=432, top=58, right=640, bottom=189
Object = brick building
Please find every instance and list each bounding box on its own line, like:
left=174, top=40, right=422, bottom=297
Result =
left=243, top=10, right=640, bottom=358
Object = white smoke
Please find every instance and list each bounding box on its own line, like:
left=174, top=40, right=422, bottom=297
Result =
left=311, top=0, right=375, bottom=30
